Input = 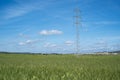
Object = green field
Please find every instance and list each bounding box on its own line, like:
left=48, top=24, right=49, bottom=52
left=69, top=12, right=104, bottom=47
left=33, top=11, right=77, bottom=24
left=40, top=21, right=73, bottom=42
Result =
left=0, top=53, right=120, bottom=80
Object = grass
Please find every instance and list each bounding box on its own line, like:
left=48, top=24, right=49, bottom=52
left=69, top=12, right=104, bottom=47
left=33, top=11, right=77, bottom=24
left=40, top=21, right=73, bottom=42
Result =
left=0, top=53, right=120, bottom=80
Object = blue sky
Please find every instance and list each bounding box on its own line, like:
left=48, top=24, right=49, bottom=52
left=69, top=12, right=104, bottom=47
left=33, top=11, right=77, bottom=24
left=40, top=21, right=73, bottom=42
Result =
left=0, top=0, right=120, bottom=53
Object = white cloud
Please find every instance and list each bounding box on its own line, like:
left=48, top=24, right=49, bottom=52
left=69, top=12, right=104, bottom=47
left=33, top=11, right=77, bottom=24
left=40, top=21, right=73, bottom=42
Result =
left=95, top=40, right=106, bottom=45
left=65, top=41, right=74, bottom=46
left=26, top=40, right=33, bottom=44
left=19, top=42, right=26, bottom=46
left=44, top=42, right=57, bottom=48
left=19, top=33, right=29, bottom=38
left=44, top=42, right=51, bottom=47
left=51, top=44, right=57, bottom=47
left=18, top=39, right=39, bottom=46
left=39, top=30, right=63, bottom=35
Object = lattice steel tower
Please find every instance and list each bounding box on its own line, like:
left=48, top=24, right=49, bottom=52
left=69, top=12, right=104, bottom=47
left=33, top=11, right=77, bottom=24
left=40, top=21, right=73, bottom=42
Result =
left=74, top=0, right=81, bottom=54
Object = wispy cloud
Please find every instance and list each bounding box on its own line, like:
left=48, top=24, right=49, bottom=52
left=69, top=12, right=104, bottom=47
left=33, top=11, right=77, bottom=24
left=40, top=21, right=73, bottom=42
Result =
left=82, top=21, right=120, bottom=26
left=4, top=4, right=35, bottom=19
left=4, top=0, right=54, bottom=19
left=18, top=29, right=31, bottom=38
left=93, top=21, right=120, bottom=25
left=96, top=36, right=120, bottom=41
left=39, top=30, right=63, bottom=35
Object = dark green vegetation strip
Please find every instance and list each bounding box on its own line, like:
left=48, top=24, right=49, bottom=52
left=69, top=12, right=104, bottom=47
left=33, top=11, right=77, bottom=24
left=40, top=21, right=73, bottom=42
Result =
left=0, top=54, right=120, bottom=80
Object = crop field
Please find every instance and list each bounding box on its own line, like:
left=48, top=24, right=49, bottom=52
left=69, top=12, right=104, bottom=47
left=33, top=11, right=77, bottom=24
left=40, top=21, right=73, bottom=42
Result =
left=0, top=53, right=120, bottom=80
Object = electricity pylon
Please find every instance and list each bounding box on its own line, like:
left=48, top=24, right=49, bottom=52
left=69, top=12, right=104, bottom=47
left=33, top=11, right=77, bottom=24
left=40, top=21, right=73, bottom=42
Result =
left=74, top=0, right=81, bottom=54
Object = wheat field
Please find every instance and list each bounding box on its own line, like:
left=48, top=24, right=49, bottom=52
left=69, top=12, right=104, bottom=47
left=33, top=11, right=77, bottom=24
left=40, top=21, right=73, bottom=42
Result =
left=0, top=53, right=120, bottom=80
